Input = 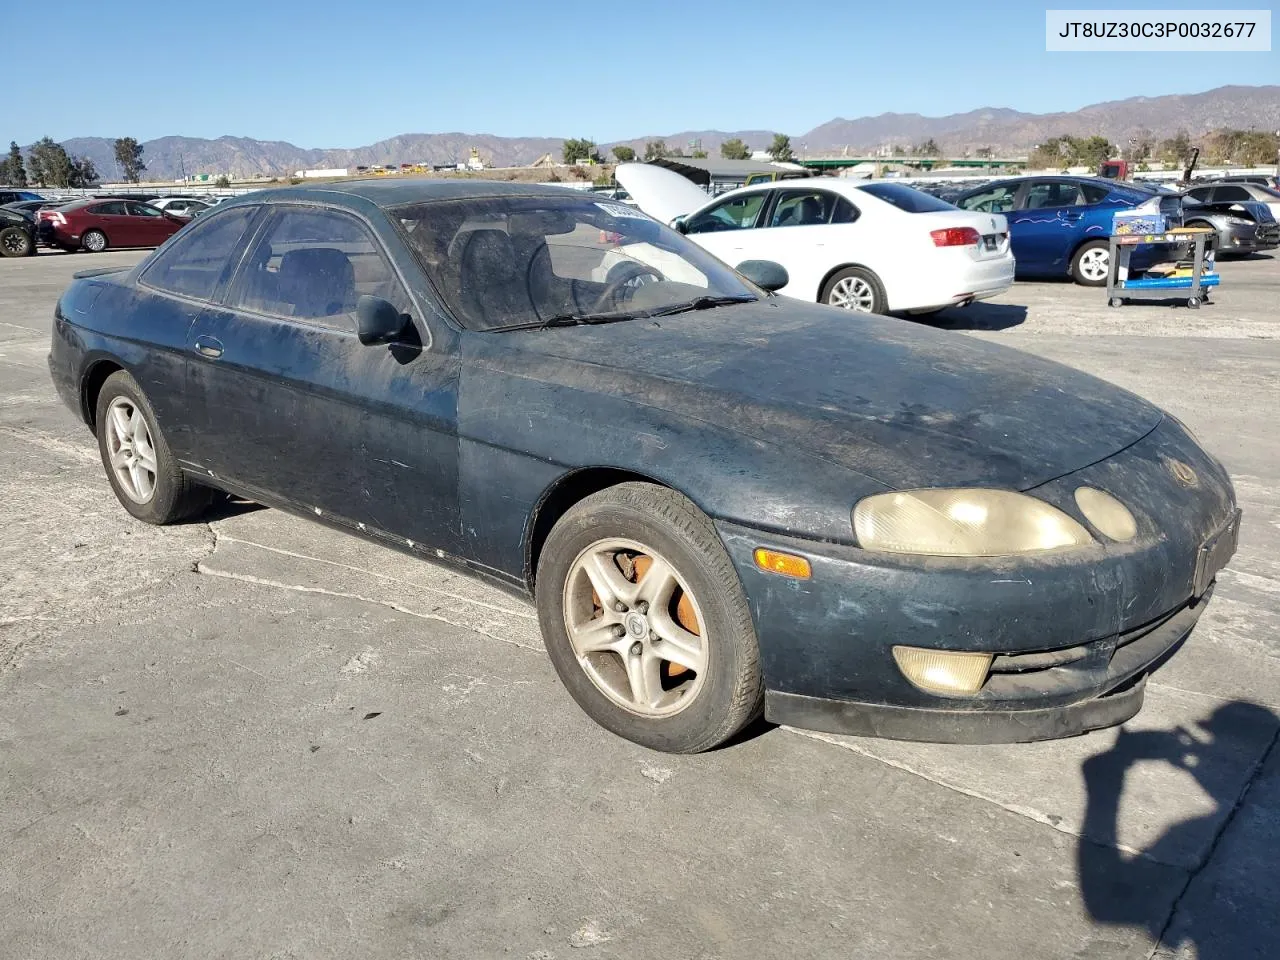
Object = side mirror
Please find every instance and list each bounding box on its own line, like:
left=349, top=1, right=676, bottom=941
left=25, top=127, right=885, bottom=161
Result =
left=355, top=294, right=407, bottom=345
left=1229, top=203, right=1247, bottom=213
left=736, top=259, right=789, bottom=293
left=671, top=217, right=688, bottom=235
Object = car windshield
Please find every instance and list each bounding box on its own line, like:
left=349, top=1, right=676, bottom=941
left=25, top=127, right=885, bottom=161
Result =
left=857, top=182, right=958, bottom=212
left=391, top=194, right=759, bottom=331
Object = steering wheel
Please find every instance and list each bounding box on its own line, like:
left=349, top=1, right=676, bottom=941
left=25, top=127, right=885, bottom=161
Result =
left=589, top=261, right=664, bottom=313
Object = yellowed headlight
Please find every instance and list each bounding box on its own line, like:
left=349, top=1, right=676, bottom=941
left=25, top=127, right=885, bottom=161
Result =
left=853, top=488, right=1094, bottom=556
left=1074, top=487, right=1137, bottom=542
left=893, top=647, right=993, bottom=697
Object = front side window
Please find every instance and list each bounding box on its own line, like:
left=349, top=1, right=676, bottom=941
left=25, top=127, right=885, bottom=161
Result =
left=1186, top=186, right=1213, bottom=203
left=391, top=195, right=759, bottom=332
left=1214, top=185, right=1252, bottom=203
left=228, top=206, right=411, bottom=327
left=957, top=183, right=1019, bottom=214
left=684, top=192, right=767, bottom=233
left=91, top=202, right=128, bottom=216
left=128, top=202, right=163, bottom=217
left=141, top=205, right=257, bottom=301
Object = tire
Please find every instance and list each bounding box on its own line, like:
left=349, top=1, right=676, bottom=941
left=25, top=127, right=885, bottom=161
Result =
left=821, top=266, right=887, bottom=313
left=535, top=482, right=763, bottom=753
left=1070, top=240, right=1110, bottom=286
left=0, top=226, right=33, bottom=258
left=94, top=370, right=212, bottom=524
left=82, top=229, right=108, bottom=253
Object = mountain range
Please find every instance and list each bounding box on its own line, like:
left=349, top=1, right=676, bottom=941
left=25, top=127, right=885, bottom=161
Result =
left=31, top=85, right=1280, bottom=181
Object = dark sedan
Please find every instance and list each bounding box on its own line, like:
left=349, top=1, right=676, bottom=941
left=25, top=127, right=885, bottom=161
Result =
left=49, top=180, right=1241, bottom=752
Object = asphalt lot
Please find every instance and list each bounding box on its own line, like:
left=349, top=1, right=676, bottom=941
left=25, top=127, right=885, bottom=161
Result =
left=2, top=248, right=1278, bottom=960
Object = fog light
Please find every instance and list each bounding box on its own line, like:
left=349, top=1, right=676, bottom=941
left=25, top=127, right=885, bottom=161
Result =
left=1074, top=487, right=1137, bottom=542
left=892, top=646, right=992, bottom=696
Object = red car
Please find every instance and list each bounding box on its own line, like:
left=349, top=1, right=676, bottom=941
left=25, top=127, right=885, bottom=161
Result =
left=38, top=199, right=188, bottom=253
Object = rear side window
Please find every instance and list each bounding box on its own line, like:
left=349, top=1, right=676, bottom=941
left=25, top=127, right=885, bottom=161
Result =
left=858, top=183, right=957, bottom=213
left=1022, top=181, right=1084, bottom=209
left=769, top=190, right=852, bottom=227
left=1079, top=183, right=1111, bottom=204
left=228, top=206, right=411, bottom=327
left=141, top=206, right=257, bottom=301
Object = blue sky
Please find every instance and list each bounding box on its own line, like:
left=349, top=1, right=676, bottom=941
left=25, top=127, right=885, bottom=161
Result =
left=8, top=0, right=1276, bottom=147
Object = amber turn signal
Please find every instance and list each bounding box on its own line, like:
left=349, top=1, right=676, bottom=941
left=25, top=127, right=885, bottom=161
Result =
left=753, top=548, right=812, bottom=579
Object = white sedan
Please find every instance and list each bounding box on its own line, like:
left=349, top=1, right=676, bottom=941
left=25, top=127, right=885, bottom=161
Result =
left=614, top=164, right=1015, bottom=314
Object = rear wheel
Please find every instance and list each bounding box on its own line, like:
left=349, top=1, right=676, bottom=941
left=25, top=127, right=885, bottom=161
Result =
left=94, top=371, right=212, bottom=524
left=821, top=266, right=886, bottom=313
left=82, top=229, right=108, bottom=253
left=535, top=483, right=763, bottom=753
left=0, top=226, right=33, bottom=257
left=1070, top=240, right=1110, bottom=286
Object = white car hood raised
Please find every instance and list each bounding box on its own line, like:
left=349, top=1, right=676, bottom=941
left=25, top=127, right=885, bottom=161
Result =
left=614, top=163, right=712, bottom=224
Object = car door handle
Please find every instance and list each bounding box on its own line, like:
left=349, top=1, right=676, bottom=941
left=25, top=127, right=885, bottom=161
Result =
left=194, top=335, right=223, bottom=359
left=1061, top=212, right=1083, bottom=222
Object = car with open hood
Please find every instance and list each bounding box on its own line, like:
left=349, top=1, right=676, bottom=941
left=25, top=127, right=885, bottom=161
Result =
left=614, top=163, right=1014, bottom=316
left=48, top=179, right=1240, bottom=752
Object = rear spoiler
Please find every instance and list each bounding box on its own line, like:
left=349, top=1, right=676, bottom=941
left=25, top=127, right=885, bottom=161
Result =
left=72, top=265, right=130, bottom=280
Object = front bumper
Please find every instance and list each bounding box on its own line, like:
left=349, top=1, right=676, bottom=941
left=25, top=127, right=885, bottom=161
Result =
left=765, top=589, right=1206, bottom=743
left=714, top=417, right=1238, bottom=743
left=1220, top=222, right=1280, bottom=253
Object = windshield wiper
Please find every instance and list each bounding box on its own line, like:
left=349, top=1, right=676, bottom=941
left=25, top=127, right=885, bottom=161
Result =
left=494, top=312, right=642, bottom=332
left=645, top=295, right=756, bottom=318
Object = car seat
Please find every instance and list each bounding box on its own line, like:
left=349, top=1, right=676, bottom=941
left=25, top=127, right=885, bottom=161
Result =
left=276, top=247, right=356, bottom=318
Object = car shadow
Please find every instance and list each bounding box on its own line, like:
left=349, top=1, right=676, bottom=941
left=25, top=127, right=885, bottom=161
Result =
left=1077, top=700, right=1280, bottom=958
left=913, top=302, right=1029, bottom=332
left=186, top=494, right=265, bottom=525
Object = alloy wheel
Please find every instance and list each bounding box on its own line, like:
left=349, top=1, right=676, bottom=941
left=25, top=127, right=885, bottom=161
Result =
left=105, top=397, right=158, bottom=503
left=1078, top=247, right=1109, bottom=282
left=562, top=538, right=708, bottom=718
left=828, top=275, right=876, bottom=311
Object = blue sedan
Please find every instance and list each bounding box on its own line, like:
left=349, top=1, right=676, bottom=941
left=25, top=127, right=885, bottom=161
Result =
left=954, top=176, right=1169, bottom=285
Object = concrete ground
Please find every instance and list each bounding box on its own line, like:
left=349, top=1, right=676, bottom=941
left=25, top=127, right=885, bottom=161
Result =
left=2, top=247, right=1278, bottom=960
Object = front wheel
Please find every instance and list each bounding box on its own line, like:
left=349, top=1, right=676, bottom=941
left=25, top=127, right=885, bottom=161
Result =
left=82, top=229, right=108, bottom=253
left=1070, top=240, right=1110, bottom=286
left=535, top=482, right=763, bottom=753
left=0, top=226, right=33, bottom=257
left=94, top=370, right=212, bottom=524
left=821, top=266, right=887, bottom=313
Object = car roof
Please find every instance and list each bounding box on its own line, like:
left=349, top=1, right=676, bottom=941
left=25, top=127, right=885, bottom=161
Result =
left=224, top=177, right=596, bottom=210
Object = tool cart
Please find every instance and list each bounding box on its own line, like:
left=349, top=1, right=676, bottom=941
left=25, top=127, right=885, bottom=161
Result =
left=1106, top=197, right=1219, bottom=309
left=1106, top=227, right=1219, bottom=308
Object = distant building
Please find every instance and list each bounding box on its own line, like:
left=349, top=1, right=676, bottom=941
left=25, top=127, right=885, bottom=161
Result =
left=294, top=168, right=349, bottom=178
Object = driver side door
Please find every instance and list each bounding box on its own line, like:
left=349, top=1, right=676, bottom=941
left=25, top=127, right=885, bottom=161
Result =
left=185, top=204, right=465, bottom=552
left=682, top=191, right=771, bottom=268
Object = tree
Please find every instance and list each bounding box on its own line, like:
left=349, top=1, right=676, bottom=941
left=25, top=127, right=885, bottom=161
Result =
left=114, top=136, right=147, bottom=182
left=914, top=138, right=941, bottom=156
left=611, top=145, right=635, bottom=163
left=974, top=146, right=993, bottom=160
left=766, top=134, right=793, bottom=162
left=215, top=175, right=231, bottom=188
left=2, top=142, right=26, bottom=186
left=643, top=140, right=668, bottom=161
left=562, top=137, right=601, bottom=165
left=68, top=156, right=98, bottom=188
left=27, top=137, right=73, bottom=187
left=1158, top=131, right=1193, bottom=165
left=720, top=138, right=750, bottom=160
left=691, top=149, right=708, bottom=159
left=1074, top=135, right=1115, bottom=169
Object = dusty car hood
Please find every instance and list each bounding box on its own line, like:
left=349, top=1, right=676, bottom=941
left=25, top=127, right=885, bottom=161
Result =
left=490, top=300, right=1163, bottom=491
